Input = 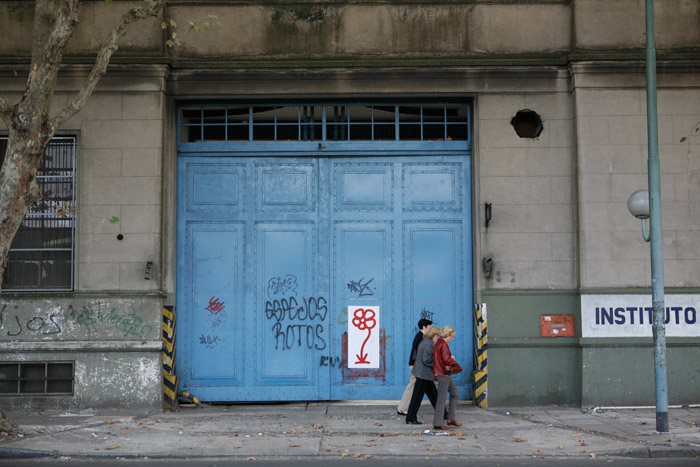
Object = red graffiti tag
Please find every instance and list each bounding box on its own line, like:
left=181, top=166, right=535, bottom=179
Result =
left=351, top=308, right=376, bottom=365
left=205, top=296, right=225, bottom=315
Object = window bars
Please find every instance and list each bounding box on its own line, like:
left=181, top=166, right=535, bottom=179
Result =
left=179, top=104, right=470, bottom=144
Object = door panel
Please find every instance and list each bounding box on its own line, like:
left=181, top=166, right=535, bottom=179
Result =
left=177, top=155, right=472, bottom=401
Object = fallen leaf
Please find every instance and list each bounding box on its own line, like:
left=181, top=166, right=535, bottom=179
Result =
left=514, top=438, right=527, bottom=442
left=234, top=445, right=242, bottom=449
left=535, top=449, right=543, bottom=453
left=105, top=445, right=118, bottom=450
left=289, top=444, right=300, bottom=448
left=375, top=423, right=383, bottom=426
left=589, top=453, right=597, bottom=458
left=366, top=444, right=372, bottom=447
left=428, top=447, right=436, bottom=451
left=312, top=424, right=324, bottom=429
left=458, top=437, right=466, bottom=440
left=364, top=455, right=372, bottom=459
left=351, top=452, right=361, bottom=458
left=229, top=432, right=238, bottom=437
left=501, top=437, right=506, bottom=440
left=290, top=429, right=298, bottom=434
left=639, top=421, right=647, bottom=425
left=248, top=457, right=258, bottom=461
left=328, top=449, right=342, bottom=453
left=103, top=419, right=119, bottom=424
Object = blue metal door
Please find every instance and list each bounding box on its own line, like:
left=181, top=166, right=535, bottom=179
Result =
left=176, top=104, right=472, bottom=402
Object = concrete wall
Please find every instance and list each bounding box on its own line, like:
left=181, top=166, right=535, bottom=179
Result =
left=478, top=91, right=576, bottom=290
left=1, top=0, right=699, bottom=409
left=0, top=295, right=162, bottom=410
left=573, top=63, right=700, bottom=289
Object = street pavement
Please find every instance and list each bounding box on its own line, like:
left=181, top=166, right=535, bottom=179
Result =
left=0, top=402, right=698, bottom=461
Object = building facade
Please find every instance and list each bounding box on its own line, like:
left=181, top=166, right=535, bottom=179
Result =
left=0, top=0, right=699, bottom=410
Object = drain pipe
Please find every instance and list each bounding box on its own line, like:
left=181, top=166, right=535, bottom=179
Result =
left=592, top=404, right=700, bottom=413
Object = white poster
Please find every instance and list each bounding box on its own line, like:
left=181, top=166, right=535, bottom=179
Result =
left=581, top=294, right=700, bottom=337
left=348, top=305, right=380, bottom=368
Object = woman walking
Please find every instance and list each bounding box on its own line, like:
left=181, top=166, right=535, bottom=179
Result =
left=432, top=325, right=461, bottom=430
left=404, top=326, right=441, bottom=425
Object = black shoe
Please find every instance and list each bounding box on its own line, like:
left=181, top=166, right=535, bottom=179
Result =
left=397, top=409, right=407, bottom=415
left=406, top=419, right=423, bottom=425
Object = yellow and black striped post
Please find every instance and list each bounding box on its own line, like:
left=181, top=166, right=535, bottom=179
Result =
left=162, top=305, right=179, bottom=411
left=473, top=303, right=488, bottom=408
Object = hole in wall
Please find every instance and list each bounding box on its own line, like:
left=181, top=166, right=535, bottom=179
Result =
left=510, top=109, right=544, bottom=139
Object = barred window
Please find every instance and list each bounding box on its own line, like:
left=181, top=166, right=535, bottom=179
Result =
left=0, top=136, right=76, bottom=291
left=179, top=104, right=470, bottom=143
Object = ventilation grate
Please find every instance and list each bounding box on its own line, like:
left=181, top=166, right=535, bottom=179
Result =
left=0, top=362, right=74, bottom=395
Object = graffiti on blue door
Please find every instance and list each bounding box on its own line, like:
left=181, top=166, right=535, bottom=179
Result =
left=264, top=288, right=328, bottom=351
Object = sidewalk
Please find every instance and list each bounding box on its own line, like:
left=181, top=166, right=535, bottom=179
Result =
left=0, top=402, right=699, bottom=460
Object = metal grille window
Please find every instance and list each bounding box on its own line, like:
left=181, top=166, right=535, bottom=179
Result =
left=0, top=137, right=76, bottom=291
left=0, top=362, right=74, bottom=395
left=179, top=104, right=470, bottom=144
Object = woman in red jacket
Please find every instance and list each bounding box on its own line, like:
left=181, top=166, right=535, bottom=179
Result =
left=432, top=325, right=461, bottom=430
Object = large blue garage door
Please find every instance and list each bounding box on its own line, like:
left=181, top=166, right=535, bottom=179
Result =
left=176, top=104, right=473, bottom=401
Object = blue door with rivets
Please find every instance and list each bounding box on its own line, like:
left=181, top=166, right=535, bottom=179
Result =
left=176, top=104, right=473, bottom=402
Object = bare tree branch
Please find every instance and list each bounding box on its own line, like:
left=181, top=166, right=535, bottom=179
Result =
left=52, top=0, right=166, bottom=129
left=23, top=0, right=80, bottom=121
left=0, top=95, right=12, bottom=127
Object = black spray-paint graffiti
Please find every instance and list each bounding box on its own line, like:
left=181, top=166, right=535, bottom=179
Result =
left=199, top=334, right=220, bottom=349
left=265, top=296, right=328, bottom=351
left=267, top=275, right=298, bottom=299
left=346, top=277, right=374, bottom=297
left=0, top=305, right=62, bottom=336
left=319, top=356, right=341, bottom=367
left=0, top=303, right=153, bottom=339
left=420, top=307, right=434, bottom=322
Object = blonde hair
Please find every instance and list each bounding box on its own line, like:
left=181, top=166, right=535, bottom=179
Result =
left=425, top=326, right=441, bottom=339
left=440, top=326, right=456, bottom=338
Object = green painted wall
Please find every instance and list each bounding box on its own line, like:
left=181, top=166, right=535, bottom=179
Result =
left=581, top=339, right=700, bottom=406
left=483, top=290, right=581, bottom=406
left=483, top=290, right=700, bottom=407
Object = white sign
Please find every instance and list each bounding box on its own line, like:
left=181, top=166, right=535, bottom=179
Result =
left=348, top=305, right=380, bottom=368
left=581, top=295, right=700, bottom=337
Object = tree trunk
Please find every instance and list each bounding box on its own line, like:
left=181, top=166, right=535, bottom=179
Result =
left=0, top=135, right=45, bottom=290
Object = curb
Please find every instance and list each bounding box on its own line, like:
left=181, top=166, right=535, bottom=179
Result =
left=2, top=448, right=700, bottom=460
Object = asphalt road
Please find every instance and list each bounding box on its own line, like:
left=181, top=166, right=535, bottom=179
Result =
left=1, top=457, right=699, bottom=467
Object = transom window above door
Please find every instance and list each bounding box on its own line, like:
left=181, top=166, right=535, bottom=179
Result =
left=178, top=104, right=471, bottom=147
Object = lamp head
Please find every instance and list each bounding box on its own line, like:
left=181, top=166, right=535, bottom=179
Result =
left=627, top=190, right=650, bottom=220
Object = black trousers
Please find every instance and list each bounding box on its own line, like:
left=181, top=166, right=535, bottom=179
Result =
left=405, top=377, right=438, bottom=423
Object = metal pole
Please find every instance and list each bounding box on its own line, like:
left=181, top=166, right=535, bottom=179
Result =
left=644, top=0, right=669, bottom=433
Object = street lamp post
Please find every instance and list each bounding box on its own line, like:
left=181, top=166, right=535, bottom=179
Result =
left=642, top=0, right=669, bottom=434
